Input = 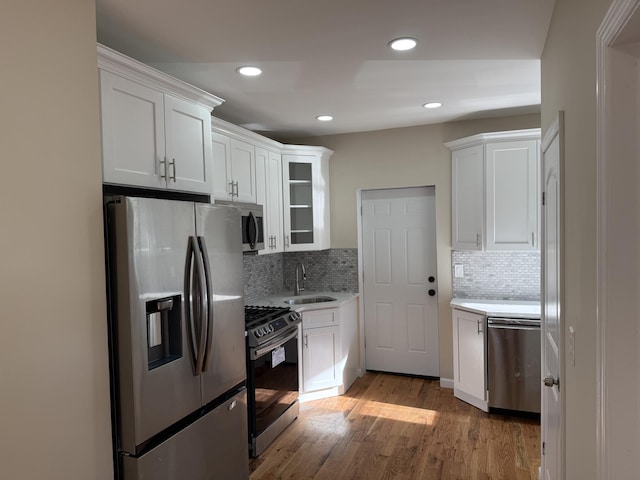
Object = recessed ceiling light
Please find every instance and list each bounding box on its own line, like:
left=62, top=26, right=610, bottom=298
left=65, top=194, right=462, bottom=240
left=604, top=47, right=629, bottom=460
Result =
left=423, top=102, right=443, bottom=109
left=316, top=115, right=333, bottom=122
left=389, top=37, right=417, bottom=51
left=236, top=66, right=262, bottom=77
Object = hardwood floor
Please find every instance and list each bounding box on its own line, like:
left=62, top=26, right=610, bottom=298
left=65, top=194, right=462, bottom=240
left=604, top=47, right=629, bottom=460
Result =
left=249, top=372, right=540, bottom=480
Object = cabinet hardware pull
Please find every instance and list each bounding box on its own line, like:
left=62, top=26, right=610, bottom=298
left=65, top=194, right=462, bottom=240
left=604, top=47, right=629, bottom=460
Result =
left=304, top=334, right=308, bottom=348
left=477, top=319, right=483, bottom=334
left=228, top=180, right=234, bottom=196
left=233, top=181, right=239, bottom=197
left=170, top=159, right=176, bottom=182
left=285, top=235, right=290, bottom=248
left=476, top=233, right=481, bottom=248
left=531, top=232, right=535, bottom=246
left=160, top=158, right=167, bottom=180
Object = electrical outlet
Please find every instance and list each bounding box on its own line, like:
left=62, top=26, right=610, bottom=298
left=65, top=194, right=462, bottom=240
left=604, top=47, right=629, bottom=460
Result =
left=568, top=326, right=575, bottom=366
left=454, top=264, right=464, bottom=278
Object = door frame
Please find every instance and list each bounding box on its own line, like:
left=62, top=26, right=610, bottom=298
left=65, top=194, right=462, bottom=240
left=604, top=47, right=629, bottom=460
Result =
left=596, top=1, right=640, bottom=477
left=356, top=185, right=440, bottom=377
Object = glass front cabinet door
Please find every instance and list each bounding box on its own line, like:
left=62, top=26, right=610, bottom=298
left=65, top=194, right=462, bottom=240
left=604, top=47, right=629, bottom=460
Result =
left=281, top=146, right=333, bottom=251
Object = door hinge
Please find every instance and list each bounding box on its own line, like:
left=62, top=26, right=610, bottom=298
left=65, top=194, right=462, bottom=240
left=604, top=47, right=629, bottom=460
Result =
left=542, top=441, right=546, bottom=455
left=542, top=191, right=546, bottom=206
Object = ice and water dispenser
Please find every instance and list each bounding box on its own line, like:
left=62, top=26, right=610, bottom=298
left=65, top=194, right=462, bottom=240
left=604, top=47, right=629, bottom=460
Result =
left=146, top=295, right=182, bottom=370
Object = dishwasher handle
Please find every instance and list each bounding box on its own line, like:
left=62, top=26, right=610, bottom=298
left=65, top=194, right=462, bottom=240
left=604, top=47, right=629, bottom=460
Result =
left=487, top=317, right=540, bottom=329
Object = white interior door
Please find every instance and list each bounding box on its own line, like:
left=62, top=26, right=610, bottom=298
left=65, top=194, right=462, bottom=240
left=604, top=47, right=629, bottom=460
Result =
left=541, top=112, right=564, bottom=480
left=361, top=187, right=439, bottom=377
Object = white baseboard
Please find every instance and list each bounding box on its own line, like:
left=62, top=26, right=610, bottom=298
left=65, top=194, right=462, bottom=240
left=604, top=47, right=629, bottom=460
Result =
left=440, top=377, right=454, bottom=389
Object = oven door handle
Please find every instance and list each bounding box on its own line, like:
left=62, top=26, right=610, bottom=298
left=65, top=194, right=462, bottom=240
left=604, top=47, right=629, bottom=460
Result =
left=251, top=328, right=298, bottom=360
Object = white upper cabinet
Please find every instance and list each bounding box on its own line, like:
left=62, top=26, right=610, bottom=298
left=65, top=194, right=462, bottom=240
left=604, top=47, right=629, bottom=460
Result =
left=485, top=140, right=538, bottom=250
left=256, top=147, right=284, bottom=253
left=164, top=96, right=214, bottom=193
left=98, top=44, right=221, bottom=194
left=211, top=130, right=257, bottom=203
left=210, top=118, right=332, bottom=253
left=451, top=145, right=484, bottom=250
left=282, top=146, right=333, bottom=252
left=446, top=129, right=541, bottom=251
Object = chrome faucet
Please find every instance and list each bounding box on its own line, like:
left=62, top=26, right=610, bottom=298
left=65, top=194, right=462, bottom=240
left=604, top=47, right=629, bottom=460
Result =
left=294, top=263, right=306, bottom=296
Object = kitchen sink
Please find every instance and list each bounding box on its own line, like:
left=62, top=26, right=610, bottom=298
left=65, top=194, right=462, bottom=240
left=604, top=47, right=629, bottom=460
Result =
left=283, top=296, right=337, bottom=305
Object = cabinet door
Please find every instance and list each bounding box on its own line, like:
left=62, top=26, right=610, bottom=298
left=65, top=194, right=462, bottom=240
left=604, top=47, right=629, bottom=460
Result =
left=267, top=151, right=284, bottom=252
left=452, top=309, right=487, bottom=411
left=230, top=139, right=257, bottom=203
left=255, top=147, right=269, bottom=250
left=164, top=96, right=213, bottom=194
left=302, top=325, right=341, bottom=392
left=282, top=154, right=330, bottom=251
left=100, top=70, right=166, bottom=189
left=485, top=140, right=538, bottom=250
left=451, top=145, right=484, bottom=250
left=257, top=148, right=284, bottom=254
left=211, top=132, right=232, bottom=200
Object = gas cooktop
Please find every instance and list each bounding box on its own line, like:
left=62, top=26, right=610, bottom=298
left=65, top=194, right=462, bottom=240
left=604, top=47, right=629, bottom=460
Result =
left=244, top=305, right=301, bottom=348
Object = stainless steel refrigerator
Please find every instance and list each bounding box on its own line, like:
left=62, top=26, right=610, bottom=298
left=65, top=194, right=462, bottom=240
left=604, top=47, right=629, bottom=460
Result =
left=105, top=196, right=249, bottom=480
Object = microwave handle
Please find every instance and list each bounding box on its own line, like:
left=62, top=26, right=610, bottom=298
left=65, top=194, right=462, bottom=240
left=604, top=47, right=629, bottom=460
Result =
left=247, top=211, right=258, bottom=249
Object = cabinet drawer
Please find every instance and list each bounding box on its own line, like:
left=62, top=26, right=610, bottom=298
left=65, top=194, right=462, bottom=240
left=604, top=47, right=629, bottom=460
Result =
left=302, top=308, right=338, bottom=329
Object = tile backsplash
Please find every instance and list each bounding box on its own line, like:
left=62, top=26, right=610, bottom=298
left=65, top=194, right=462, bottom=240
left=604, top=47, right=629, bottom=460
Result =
left=242, top=253, right=284, bottom=305
left=452, top=250, right=540, bottom=301
left=243, top=248, right=358, bottom=304
left=283, top=249, right=359, bottom=294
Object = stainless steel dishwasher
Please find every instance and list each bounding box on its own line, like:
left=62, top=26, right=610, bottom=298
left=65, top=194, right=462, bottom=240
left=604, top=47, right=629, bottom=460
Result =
left=487, top=317, right=541, bottom=413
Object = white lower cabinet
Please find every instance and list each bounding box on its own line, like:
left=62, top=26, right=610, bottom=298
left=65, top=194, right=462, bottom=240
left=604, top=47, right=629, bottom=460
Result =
left=303, top=323, right=340, bottom=392
left=299, top=298, right=359, bottom=400
left=452, top=308, right=488, bottom=412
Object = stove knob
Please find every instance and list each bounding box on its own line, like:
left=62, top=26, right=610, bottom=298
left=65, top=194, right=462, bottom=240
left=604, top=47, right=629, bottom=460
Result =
left=267, top=325, right=274, bottom=333
left=254, top=330, right=262, bottom=338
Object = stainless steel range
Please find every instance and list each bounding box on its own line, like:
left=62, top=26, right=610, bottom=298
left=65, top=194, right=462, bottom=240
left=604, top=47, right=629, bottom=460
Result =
left=245, top=306, right=301, bottom=457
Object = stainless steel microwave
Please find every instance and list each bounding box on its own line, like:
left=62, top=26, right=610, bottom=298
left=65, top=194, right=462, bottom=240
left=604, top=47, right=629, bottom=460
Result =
left=216, top=201, right=264, bottom=252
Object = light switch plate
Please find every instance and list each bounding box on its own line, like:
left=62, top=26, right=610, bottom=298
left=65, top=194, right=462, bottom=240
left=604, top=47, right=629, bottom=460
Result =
left=454, top=264, right=464, bottom=278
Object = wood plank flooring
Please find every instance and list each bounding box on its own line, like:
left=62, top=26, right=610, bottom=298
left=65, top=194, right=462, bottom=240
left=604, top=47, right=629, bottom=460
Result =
left=249, top=372, right=540, bottom=480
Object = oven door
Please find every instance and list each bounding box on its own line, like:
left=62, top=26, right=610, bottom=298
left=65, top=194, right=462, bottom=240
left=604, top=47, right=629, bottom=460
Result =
left=247, top=327, right=299, bottom=442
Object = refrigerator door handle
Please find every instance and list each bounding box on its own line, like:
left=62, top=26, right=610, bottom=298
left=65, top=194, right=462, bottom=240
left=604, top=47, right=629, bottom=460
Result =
left=185, top=236, right=207, bottom=376
left=184, top=236, right=199, bottom=375
left=192, top=236, right=208, bottom=375
left=197, top=236, right=215, bottom=372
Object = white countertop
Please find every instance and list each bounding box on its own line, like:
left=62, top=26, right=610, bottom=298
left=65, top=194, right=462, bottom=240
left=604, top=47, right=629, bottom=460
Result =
left=450, top=298, right=541, bottom=318
left=250, top=291, right=359, bottom=312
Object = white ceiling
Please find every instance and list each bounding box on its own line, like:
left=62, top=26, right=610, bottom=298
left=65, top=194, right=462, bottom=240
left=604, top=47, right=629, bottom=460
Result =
left=95, top=0, right=556, bottom=139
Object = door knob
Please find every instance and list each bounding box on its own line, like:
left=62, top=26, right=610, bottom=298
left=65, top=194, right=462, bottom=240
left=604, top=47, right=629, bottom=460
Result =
left=428, top=289, right=436, bottom=296
left=543, top=376, right=559, bottom=388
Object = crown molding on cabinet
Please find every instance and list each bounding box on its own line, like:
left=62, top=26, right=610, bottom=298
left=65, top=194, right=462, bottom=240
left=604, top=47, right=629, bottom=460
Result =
left=444, top=128, right=541, bottom=150
left=281, top=143, right=334, bottom=159
left=211, top=116, right=283, bottom=151
left=97, top=43, right=224, bottom=112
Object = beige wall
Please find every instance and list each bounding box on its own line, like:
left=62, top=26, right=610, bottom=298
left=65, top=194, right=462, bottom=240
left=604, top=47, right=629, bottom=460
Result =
left=291, top=113, right=540, bottom=379
left=0, top=2, right=113, bottom=479
left=541, top=0, right=612, bottom=478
